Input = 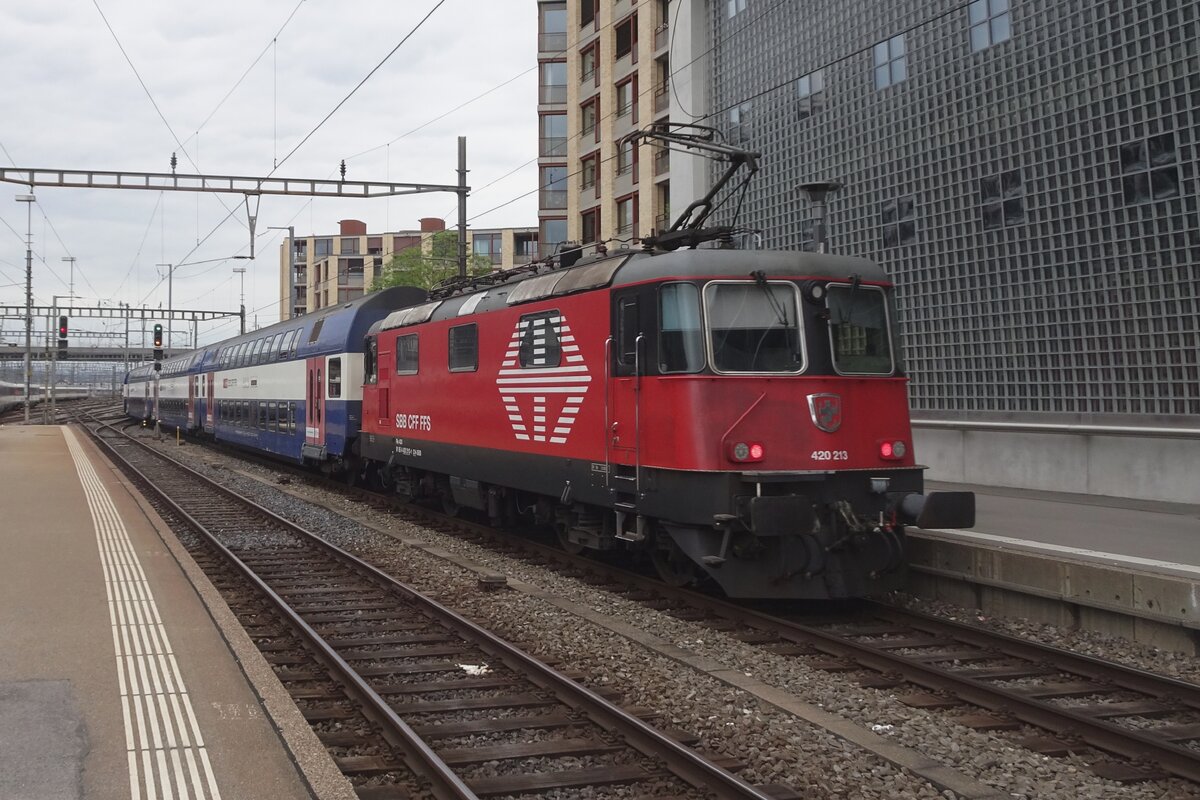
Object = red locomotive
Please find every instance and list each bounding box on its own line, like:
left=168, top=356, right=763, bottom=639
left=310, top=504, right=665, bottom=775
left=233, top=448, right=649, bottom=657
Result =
left=357, top=244, right=973, bottom=599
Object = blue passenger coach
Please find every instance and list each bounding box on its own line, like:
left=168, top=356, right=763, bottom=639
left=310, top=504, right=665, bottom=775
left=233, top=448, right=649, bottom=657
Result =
left=125, top=286, right=426, bottom=470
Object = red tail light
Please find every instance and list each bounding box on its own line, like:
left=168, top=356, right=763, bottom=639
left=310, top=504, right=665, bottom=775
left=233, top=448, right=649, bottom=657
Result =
left=879, top=440, right=907, bottom=461
left=729, top=441, right=765, bottom=463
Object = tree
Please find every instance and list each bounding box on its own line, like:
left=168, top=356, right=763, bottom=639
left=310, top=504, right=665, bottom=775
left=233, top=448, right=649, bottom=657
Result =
left=375, top=230, right=493, bottom=290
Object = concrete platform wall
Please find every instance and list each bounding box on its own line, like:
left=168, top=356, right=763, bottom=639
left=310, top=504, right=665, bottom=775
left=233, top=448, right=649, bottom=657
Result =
left=913, top=425, right=1200, bottom=504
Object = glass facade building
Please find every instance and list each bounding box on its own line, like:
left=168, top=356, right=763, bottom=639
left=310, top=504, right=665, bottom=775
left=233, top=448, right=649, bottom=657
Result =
left=706, top=0, right=1199, bottom=422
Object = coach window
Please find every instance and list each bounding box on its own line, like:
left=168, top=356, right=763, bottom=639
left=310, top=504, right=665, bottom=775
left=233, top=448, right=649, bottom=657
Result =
left=704, top=281, right=804, bottom=373
left=826, top=284, right=894, bottom=375
left=280, top=329, right=296, bottom=359
left=261, top=334, right=275, bottom=362
left=328, top=357, right=342, bottom=398
left=448, top=324, right=478, bottom=372
left=659, top=283, right=705, bottom=373
left=396, top=334, right=419, bottom=375
left=251, top=338, right=266, bottom=364
left=308, top=319, right=325, bottom=344
left=518, top=310, right=562, bottom=368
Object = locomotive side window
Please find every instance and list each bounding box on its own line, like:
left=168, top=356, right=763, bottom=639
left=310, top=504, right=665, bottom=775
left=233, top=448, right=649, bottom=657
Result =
left=328, top=357, right=342, bottom=398
left=448, top=324, right=478, bottom=372
left=395, top=334, right=419, bottom=375
left=364, top=337, right=378, bottom=384
left=826, top=284, right=894, bottom=375
left=659, top=283, right=705, bottom=373
left=617, top=298, right=639, bottom=366
left=518, top=310, right=562, bottom=368
left=704, top=281, right=804, bottom=374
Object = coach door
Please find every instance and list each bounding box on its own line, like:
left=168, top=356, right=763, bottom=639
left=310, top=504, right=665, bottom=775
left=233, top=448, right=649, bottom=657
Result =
left=305, top=356, right=326, bottom=450
left=205, top=373, right=215, bottom=430
left=187, top=375, right=196, bottom=428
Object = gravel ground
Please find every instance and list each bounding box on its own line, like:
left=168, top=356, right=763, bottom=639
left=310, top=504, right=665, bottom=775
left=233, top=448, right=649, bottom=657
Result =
left=148, top=437, right=1200, bottom=799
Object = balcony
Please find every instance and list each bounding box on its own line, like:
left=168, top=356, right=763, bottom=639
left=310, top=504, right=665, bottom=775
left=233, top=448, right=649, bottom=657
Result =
left=539, top=83, right=567, bottom=104
left=540, top=189, right=568, bottom=209
left=655, top=22, right=669, bottom=51
left=655, top=213, right=671, bottom=233
left=539, top=137, right=568, bottom=157
left=653, top=148, right=670, bottom=177
left=654, top=83, right=669, bottom=115
left=539, top=32, right=567, bottom=52
left=617, top=221, right=639, bottom=239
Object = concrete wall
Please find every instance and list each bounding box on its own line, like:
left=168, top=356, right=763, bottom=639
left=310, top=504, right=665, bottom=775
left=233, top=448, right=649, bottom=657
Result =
left=914, top=425, right=1200, bottom=504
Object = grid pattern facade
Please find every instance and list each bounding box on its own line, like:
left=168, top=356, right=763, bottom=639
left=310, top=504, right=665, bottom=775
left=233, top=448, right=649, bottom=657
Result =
left=708, top=0, right=1200, bottom=420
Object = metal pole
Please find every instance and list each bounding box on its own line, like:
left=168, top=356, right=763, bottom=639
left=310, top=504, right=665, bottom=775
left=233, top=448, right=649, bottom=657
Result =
left=233, top=267, right=247, bottom=334
left=62, top=256, right=75, bottom=301
left=50, top=297, right=58, bottom=422
left=17, top=193, right=34, bottom=424
left=457, top=136, right=467, bottom=278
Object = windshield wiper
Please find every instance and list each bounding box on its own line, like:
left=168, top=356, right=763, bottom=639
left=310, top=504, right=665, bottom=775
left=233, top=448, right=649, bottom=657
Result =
left=750, top=270, right=801, bottom=366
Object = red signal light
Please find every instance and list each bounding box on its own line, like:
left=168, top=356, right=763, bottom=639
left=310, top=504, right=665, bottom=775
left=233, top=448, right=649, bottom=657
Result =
left=58, top=316, right=68, bottom=337
left=879, top=440, right=907, bottom=461
left=749, top=443, right=765, bottom=460
left=881, top=441, right=894, bottom=458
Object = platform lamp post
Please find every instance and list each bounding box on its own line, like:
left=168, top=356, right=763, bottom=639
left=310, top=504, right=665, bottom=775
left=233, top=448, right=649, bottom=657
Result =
left=232, top=267, right=247, bottom=334
left=797, top=181, right=842, bottom=254
left=16, top=193, right=34, bottom=423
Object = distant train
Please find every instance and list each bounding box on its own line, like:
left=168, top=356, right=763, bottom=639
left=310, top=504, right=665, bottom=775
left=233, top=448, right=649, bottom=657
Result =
left=126, top=248, right=973, bottom=599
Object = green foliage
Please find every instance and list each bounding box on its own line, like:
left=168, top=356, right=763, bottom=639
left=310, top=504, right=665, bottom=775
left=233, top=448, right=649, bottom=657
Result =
left=376, top=230, right=493, bottom=290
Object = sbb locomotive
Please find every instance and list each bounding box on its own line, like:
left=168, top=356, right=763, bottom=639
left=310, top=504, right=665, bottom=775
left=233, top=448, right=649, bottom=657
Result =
left=126, top=247, right=973, bottom=600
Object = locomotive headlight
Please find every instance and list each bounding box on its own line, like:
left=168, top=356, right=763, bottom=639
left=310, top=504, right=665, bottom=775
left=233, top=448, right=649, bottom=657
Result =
left=892, top=440, right=907, bottom=458
left=728, top=441, right=765, bottom=463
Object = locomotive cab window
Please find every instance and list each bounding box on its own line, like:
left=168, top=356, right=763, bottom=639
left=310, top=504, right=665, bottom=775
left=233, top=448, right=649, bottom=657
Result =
left=704, top=281, right=804, bottom=373
left=328, top=357, right=342, bottom=398
left=395, top=334, right=419, bottom=375
left=518, top=310, right=562, bottom=368
left=659, top=283, right=705, bottom=373
left=826, top=283, right=894, bottom=375
left=448, top=324, right=478, bottom=372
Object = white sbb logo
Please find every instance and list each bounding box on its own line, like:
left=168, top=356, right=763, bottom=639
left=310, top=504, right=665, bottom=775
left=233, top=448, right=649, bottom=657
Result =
left=496, top=313, right=591, bottom=444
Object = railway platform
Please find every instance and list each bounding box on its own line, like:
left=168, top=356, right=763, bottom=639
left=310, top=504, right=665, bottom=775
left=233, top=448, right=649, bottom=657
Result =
left=910, top=481, right=1200, bottom=655
left=0, top=424, right=351, bottom=800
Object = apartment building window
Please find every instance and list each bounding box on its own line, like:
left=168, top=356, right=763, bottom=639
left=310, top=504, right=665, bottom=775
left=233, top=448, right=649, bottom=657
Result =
left=340, top=237, right=359, bottom=255
left=314, top=238, right=333, bottom=257
left=540, top=113, right=567, bottom=156
left=581, top=155, right=599, bottom=191
left=616, top=195, right=637, bottom=237
left=367, top=236, right=382, bottom=255
left=969, top=0, right=1011, bottom=52
left=539, top=2, right=567, bottom=52
left=541, top=218, right=567, bottom=257
left=472, top=233, right=503, bottom=265
left=581, top=0, right=598, bottom=29
left=581, top=208, right=600, bottom=244
left=980, top=170, right=1024, bottom=230
left=581, top=99, right=598, bottom=141
left=615, top=14, right=636, bottom=59
left=616, top=139, right=636, bottom=176
left=796, top=69, right=825, bottom=119
left=616, top=79, right=634, bottom=119
left=1119, top=133, right=1180, bottom=205
left=727, top=0, right=747, bottom=18
left=540, top=60, right=567, bottom=104
left=394, top=234, right=420, bottom=253
left=540, top=166, right=568, bottom=209
left=880, top=195, right=916, bottom=247
left=581, top=43, right=598, bottom=85
left=873, top=34, right=907, bottom=89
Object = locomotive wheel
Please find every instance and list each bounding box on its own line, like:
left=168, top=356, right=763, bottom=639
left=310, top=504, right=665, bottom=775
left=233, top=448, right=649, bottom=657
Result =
left=650, top=538, right=701, bottom=587
left=555, top=523, right=584, bottom=555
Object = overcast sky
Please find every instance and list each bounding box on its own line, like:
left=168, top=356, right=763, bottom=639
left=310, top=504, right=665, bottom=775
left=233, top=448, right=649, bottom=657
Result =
left=0, top=0, right=538, bottom=347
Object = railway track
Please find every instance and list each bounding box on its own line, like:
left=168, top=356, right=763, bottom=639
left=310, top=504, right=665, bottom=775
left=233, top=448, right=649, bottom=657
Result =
left=177, top=437, right=1200, bottom=788
left=83, top=417, right=796, bottom=800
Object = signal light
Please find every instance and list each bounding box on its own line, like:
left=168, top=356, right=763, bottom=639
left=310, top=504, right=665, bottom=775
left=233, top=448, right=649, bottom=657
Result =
left=728, top=441, right=765, bottom=463
left=879, top=440, right=907, bottom=461
left=153, top=324, right=163, bottom=349
left=58, top=316, right=68, bottom=337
